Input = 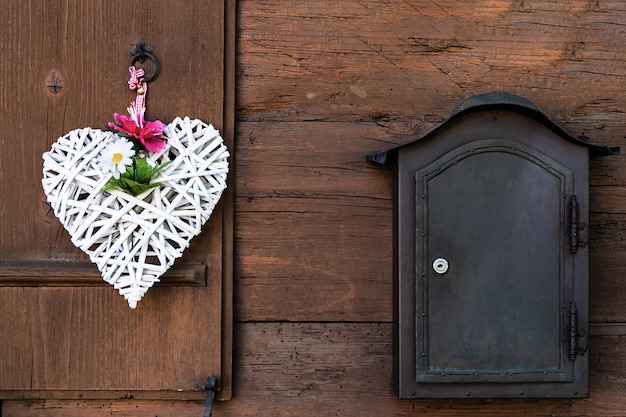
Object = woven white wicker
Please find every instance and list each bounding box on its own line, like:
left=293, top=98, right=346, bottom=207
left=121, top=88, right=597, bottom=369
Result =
left=42, top=117, right=229, bottom=308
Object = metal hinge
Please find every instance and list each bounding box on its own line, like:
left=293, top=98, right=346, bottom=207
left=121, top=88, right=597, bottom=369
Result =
left=569, top=195, right=589, bottom=252
left=569, top=302, right=588, bottom=361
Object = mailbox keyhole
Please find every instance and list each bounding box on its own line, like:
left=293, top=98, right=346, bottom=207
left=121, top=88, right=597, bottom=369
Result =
left=433, top=258, right=449, bottom=274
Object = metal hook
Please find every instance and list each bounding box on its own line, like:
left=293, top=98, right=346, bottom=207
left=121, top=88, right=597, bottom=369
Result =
left=129, top=40, right=158, bottom=82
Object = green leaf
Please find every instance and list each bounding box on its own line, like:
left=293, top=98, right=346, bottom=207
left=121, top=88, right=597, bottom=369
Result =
left=117, top=178, right=162, bottom=195
left=99, top=158, right=172, bottom=196
left=101, top=177, right=162, bottom=196
left=101, top=177, right=121, bottom=193
left=133, top=157, right=154, bottom=183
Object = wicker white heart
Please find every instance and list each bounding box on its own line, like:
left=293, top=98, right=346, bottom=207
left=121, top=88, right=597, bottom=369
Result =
left=42, top=117, right=229, bottom=308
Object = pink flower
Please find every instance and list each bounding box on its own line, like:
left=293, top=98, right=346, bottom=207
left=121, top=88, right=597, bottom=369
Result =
left=108, top=112, right=166, bottom=152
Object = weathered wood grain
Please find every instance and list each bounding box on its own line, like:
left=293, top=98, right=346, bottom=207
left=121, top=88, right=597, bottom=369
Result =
left=0, top=283, right=222, bottom=394
left=234, top=121, right=626, bottom=323
left=235, top=121, right=394, bottom=321
left=5, top=0, right=626, bottom=415
left=236, top=196, right=393, bottom=322
left=238, top=0, right=626, bottom=130
left=235, top=121, right=397, bottom=198
left=230, top=2, right=626, bottom=415
left=5, top=323, right=626, bottom=416
left=238, top=0, right=626, bottom=190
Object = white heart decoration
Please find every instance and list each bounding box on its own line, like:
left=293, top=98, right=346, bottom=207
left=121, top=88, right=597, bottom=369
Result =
left=42, top=116, right=229, bottom=308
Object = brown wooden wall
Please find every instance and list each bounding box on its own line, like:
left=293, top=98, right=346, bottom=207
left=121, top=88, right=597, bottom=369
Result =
left=5, top=0, right=626, bottom=415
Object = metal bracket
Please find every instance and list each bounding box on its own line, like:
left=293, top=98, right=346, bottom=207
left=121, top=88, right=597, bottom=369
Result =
left=203, top=376, right=217, bottom=417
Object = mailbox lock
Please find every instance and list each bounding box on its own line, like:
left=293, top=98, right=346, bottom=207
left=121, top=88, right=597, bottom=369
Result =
left=433, top=258, right=449, bottom=274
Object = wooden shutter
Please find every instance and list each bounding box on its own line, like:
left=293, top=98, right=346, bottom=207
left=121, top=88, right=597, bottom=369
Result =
left=0, top=0, right=234, bottom=400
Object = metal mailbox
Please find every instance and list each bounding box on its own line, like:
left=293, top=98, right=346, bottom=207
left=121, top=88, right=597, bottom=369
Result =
left=369, top=93, right=619, bottom=398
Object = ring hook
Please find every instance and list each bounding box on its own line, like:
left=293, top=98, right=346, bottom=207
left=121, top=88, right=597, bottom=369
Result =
left=129, top=40, right=158, bottom=82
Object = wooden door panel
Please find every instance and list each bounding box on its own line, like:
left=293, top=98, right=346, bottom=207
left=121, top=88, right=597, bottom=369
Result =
left=0, top=0, right=233, bottom=400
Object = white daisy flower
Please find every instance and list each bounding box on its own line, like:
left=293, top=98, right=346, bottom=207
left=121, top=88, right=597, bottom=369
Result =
left=98, top=138, right=135, bottom=179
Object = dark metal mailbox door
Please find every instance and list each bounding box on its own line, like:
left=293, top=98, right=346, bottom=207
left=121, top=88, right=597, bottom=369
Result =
left=396, top=108, right=593, bottom=399
left=418, top=139, right=572, bottom=382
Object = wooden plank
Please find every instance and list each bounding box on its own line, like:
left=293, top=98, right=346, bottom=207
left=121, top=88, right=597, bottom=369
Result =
left=591, top=186, right=626, bottom=214
left=0, top=284, right=222, bottom=394
left=0, top=260, right=206, bottom=286
left=2, top=401, right=207, bottom=417
left=589, top=190, right=626, bottom=323
left=590, top=157, right=624, bottom=187
left=0, top=289, right=33, bottom=390
left=236, top=196, right=626, bottom=323
left=238, top=0, right=626, bottom=186
left=235, top=121, right=626, bottom=322
left=235, top=121, right=395, bottom=321
left=236, top=121, right=397, bottom=199
left=236, top=196, right=392, bottom=322
left=6, top=322, right=626, bottom=416
left=238, top=0, right=626, bottom=130
left=589, top=210, right=626, bottom=323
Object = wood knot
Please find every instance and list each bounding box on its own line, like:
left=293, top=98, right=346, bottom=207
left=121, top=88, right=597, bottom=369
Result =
left=45, top=69, right=66, bottom=96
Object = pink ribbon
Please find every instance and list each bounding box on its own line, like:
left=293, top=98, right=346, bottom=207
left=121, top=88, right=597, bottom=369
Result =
left=127, top=66, right=147, bottom=127
left=128, top=67, right=145, bottom=90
